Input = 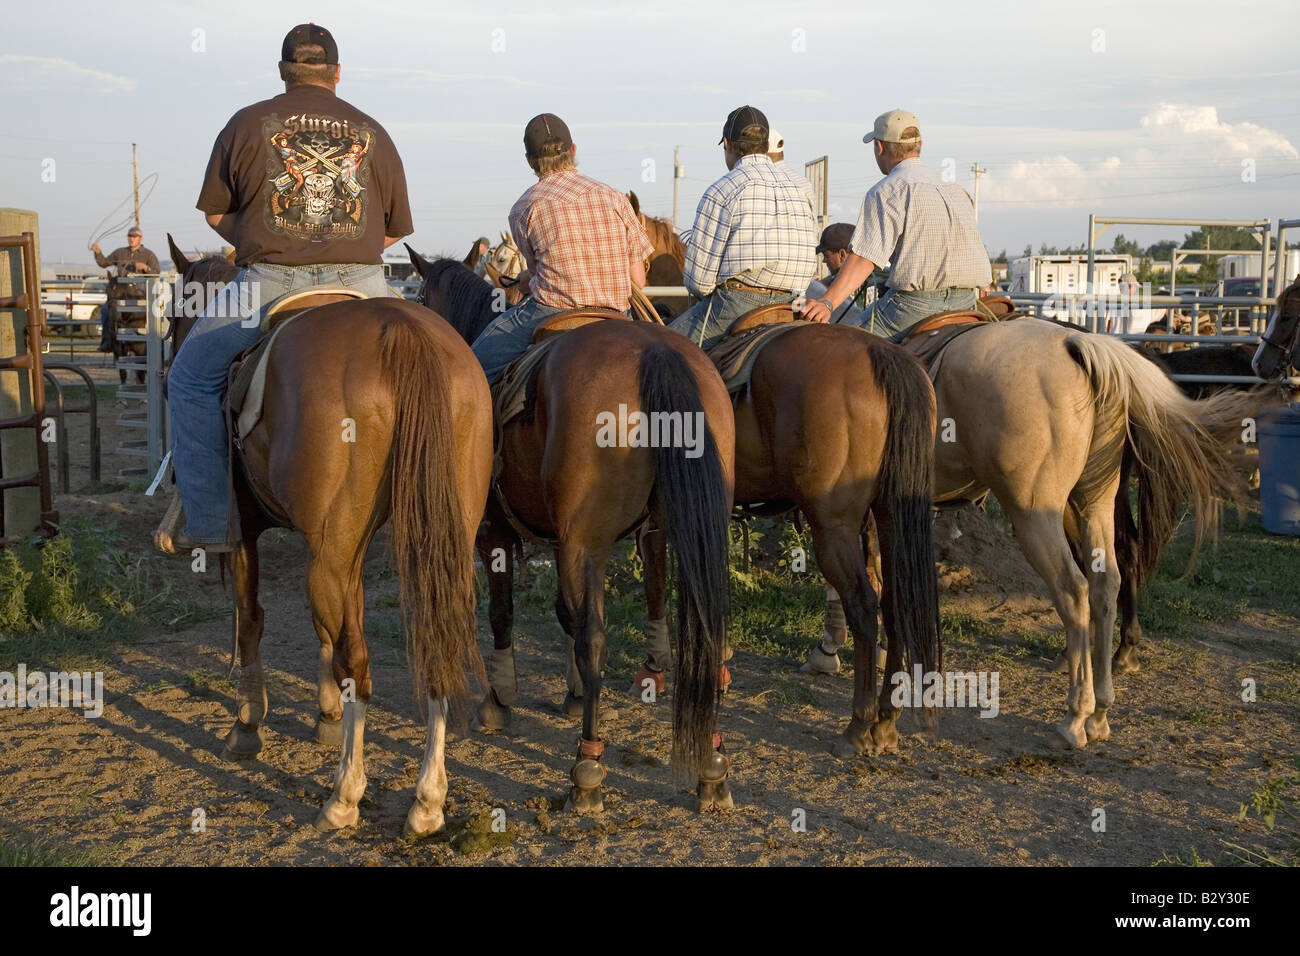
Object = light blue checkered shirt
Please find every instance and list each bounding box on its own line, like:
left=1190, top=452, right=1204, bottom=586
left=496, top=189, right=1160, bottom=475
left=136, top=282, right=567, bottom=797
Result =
left=683, top=154, right=818, bottom=296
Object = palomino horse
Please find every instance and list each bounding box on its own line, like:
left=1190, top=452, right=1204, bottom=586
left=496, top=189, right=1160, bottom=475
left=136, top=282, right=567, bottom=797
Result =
left=165, top=237, right=493, bottom=835
left=482, top=231, right=526, bottom=307
left=880, top=317, right=1248, bottom=747
left=637, top=317, right=942, bottom=756
left=409, top=249, right=736, bottom=813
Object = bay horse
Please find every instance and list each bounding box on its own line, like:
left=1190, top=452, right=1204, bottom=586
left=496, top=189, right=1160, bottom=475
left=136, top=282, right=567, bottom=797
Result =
left=165, top=236, right=493, bottom=836
left=640, top=320, right=942, bottom=757
left=1252, top=275, right=1300, bottom=384
left=409, top=249, right=736, bottom=813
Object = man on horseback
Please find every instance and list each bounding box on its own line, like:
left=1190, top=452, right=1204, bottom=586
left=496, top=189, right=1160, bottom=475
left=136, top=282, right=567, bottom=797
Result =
left=161, top=23, right=412, bottom=553
left=470, top=113, right=654, bottom=384
left=801, top=109, right=991, bottom=336
left=92, top=226, right=160, bottom=354
left=669, top=106, right=818, bottom=351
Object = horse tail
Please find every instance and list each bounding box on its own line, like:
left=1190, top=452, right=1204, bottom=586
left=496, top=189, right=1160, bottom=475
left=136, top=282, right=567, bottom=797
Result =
left=379, top=311, right=483, bottom=711
left=1063, top=332, right=1246, bottom=577
left=865, top=342, right=941, bottom=676
left=638, top=344, right=730, bottom=783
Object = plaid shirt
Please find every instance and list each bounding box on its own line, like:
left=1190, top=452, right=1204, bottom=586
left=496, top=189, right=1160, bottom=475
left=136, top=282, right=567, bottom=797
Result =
left=683, top=154, right=818, bottom=296
left=851, top=158, right=992, bottom=292
left=508, top=168, right=653, bottom=310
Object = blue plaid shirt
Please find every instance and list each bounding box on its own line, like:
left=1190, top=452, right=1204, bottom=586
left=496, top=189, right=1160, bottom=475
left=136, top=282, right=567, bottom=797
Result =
left=683, top=154, right=818, bottom=296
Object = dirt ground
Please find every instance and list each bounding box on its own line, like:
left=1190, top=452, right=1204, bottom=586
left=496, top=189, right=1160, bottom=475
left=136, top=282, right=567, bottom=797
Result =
left=1, top=384, right=1297, bottom=866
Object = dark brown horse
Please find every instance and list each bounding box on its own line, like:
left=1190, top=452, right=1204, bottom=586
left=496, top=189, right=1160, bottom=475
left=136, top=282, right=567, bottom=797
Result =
left=166, top=236, right=493, bottom=836
left=638, top=320, right=942, bottom=755
left=409, top=249, right=736, bottom=813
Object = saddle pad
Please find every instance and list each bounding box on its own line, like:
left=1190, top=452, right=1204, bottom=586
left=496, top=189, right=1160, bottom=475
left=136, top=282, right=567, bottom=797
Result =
left=898, top=321, right=986, bottom=380
left=708, top=321, right=810, bottom=395
left=227, top=312, right=306, bottom=440
left=492, top=335, right=565, bottom=430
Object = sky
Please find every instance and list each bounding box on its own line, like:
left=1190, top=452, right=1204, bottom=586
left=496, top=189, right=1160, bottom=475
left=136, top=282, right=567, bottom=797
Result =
left=5, top=0, right=1299, bottom=267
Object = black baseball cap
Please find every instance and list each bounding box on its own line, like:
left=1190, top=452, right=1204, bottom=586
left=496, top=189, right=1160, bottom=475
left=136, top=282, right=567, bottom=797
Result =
left=719, top=105, right=769, bottom=145
left=282, top=23, right=339, bottom=64
left=815, top=223, right=854, bottom=254
left=523, top=113, right=573, bottom=157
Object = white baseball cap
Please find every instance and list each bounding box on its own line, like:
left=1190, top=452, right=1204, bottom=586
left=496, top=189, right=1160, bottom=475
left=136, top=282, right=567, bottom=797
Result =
left=768, top=128, right=784, bottom=153
left=863, top=109, right=921, bottom=144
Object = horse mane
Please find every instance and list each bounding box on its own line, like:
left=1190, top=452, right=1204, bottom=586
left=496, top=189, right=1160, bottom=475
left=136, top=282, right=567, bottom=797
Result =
left=421, top=258, right=497, bottom=344
left=641, top=215, right=686, bottom=271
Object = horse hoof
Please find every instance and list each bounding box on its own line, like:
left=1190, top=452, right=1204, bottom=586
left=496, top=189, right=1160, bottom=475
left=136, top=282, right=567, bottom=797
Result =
left=696, top=779, right=734, bottom=812
left=567, top=786, right=604, bottom=815
left=1112, top=649, right=1140, bottom=676
left=1053, top=720, right=1087, bottom=750
left=476, top=692, right=511, bottom=733
left=313, top=714, right=342, bottom=746
left=404, top=803, right=445, bottom=837
left=315, top=801, right=359, bottom=831
left=1085, top=713, right=1111, bottom=742
left=869, top=720, right=900, bottom=756
left=562, top=693, right=585, bottom=719
left=632, top=664, right=667, bottom=700
left=834, top=719, right=870, bottom=758
left=799, top=646, right=840, bottom=675
left=221, top=721, right=263, bottom=760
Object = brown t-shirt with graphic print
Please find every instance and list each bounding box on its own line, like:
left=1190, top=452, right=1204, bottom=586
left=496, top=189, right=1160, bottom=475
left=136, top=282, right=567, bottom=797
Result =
left=196, top=84, right=413, bottom=267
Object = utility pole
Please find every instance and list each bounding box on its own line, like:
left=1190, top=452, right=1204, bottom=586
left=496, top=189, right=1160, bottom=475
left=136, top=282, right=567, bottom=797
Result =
left=672, top=147, right=682, bottom=231
left=970, top=162, right=986, bottom=223
left=132, top=143, right=141, bottom=231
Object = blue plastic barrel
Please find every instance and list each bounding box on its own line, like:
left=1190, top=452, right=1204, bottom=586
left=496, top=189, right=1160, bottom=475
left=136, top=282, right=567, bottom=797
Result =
left=1258, top=403, right=1300, bottom=535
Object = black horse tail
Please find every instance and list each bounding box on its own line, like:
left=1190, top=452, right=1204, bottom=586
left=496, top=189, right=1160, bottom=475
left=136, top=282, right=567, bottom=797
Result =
left=865, top=341, right=941, bottom=679
left=638, top=345, right=730, bottom=783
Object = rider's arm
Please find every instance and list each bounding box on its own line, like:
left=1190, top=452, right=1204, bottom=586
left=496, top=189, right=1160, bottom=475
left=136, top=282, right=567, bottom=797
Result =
left=205, top=213, right=236, bottom=243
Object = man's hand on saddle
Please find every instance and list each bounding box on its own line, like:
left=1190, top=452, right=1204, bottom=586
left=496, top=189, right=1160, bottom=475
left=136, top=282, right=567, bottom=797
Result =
left=800, top=297, right=833, bottom=323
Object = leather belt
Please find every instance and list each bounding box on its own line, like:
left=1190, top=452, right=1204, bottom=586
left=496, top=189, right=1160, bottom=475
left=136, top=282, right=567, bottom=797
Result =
left=723, top=277, right=790, bottom=296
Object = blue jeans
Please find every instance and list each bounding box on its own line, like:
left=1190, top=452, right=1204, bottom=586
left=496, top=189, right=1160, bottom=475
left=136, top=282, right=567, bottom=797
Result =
left=168, top=262, right=393, bottom=542
left=470, top=297, right=569, bottom=385
left=839, top=287, right=977, bottom=339
left=668, top=286, right=797, bottom=352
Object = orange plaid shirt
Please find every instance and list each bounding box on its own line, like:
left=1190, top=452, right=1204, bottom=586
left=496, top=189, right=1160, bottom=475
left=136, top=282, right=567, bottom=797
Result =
left=508, top=168, right=654, bottom=310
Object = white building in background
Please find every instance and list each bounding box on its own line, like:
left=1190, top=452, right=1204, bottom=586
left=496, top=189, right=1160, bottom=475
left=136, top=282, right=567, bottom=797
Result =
left=1008, top=254, right=1133, bottom=296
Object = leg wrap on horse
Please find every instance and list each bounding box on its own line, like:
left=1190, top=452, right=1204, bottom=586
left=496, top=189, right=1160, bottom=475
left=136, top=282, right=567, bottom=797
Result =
left=644, top=617, right=671, bottom=670
left=823, top=584, right=848, bottom=652
left=486, top=645, right=518, bottom=707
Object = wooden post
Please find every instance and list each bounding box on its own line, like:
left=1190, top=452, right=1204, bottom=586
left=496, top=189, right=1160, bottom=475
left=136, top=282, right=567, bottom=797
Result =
left=0, top=209, right=42, bottom=536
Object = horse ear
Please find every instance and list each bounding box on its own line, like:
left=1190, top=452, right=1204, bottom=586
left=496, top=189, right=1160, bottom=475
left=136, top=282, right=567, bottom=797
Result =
left=500, top=230, right=509, bottom=244
left=166, top=233, right=191, bottom=272
left=628, top=191, right=640, bottom=216
left=406, top=243, right=430, bottom=278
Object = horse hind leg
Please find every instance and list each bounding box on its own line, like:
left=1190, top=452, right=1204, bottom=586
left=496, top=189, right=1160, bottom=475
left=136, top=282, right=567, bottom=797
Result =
left=222, top=535, right=268, bottom=760
left=560, top=543, right=611, bottom=815
left=309, top=552, right=372, bottom=830
left=1005, top=505, right=1096, bottom=749
left=632, top=525, right=672, bottom=699
left=1080, top=498, right=1120, bottom=742
left=477, top=523, right=518, bottom=732
left=406, top=696, right=451, bottom=836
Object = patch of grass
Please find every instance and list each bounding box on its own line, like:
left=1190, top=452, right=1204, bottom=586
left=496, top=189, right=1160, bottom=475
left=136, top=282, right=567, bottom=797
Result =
left=186, top=670, right=237, bottom=695
left=0, top=832, right=118, bottom=866
left=0, top=517, right=224, bottom=670
left=1180, top=705, right=1228, bottom=727
left=1149, top=847, right=1214, bottom=867
left=753, top=673, right=821, bottom=708
left=1222, top=758, right=1300, bottom=867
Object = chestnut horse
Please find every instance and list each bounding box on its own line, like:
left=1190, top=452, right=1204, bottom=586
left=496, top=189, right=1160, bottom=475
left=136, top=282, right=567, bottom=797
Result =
left=640, top=321, right=942, bottom=756
left=409, top=249, right=736, bottom=813
left=166, top=237, right=492, bottom=836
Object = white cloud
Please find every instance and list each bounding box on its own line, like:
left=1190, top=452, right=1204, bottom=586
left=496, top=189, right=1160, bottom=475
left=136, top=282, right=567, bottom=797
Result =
left=347, top=67, right=535, bottom=88
left=1140, top=103, right=1298, bottom=159
left=0, top=55, right=134, bottom=93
